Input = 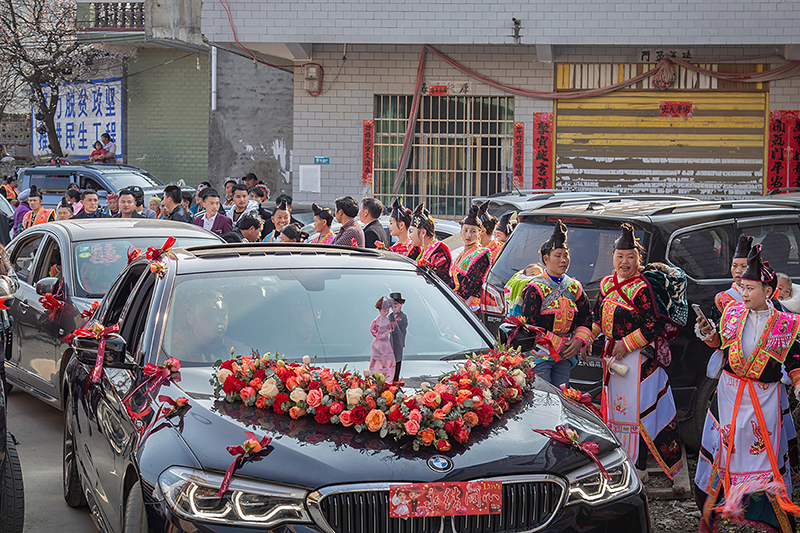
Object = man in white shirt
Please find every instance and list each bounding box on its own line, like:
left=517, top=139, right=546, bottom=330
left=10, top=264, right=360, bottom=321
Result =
left=193, top=189, right=232, bottom=236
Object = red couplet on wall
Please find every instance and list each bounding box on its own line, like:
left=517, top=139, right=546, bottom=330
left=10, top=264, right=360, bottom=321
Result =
left=659, top=101, right=694, bottom=118
left=513, top=123, right=524, bottom=188
left=532, top=113, right=554, bottom=189
left=767, top=110, right=800, bottom=192
left=362, top=120, right=374, bottom=186
left=428, top=85, right=449, bottom=96
left=389, top=480, right=502, bottom=518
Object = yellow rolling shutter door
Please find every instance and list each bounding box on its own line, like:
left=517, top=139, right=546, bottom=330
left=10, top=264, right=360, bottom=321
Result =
left=554, top=90, right=768, bottom=197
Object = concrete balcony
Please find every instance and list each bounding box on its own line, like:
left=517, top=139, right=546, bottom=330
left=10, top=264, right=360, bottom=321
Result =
left=78, top=2, right=145, bottom=32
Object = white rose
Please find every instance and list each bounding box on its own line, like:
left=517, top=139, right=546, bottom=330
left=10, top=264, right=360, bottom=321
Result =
left=217, top=369, right=232, bottom=384
left=483, top=389, right=492, bottom=399
left=290, top=388, right=307, bottom=403
left=260, top=378, right=279, bottom=399
left=346, top=388, right=363, bottom=406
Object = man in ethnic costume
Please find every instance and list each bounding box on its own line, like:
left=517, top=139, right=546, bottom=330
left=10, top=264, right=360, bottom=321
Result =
left=450, top=205, right=491, bottom=312
left=695, top=244, right=800, bottom=533
left=590, top=223, right=683, bottom=482
left=519, top=220, right=593, bottom=386
left=408, top=203, right=452, bottom=286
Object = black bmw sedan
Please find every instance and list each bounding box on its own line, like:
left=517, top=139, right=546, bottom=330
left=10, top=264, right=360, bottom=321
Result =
left=63, top=243, right=649, bottom=533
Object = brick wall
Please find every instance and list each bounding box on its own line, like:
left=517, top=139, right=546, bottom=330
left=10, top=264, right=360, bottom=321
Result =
left=203, top=1, right=800, bottom=47
left=126, top=48, right=209, bottom=186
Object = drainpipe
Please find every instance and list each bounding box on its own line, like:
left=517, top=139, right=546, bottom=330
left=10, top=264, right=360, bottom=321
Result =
left=211, top=46, right=217, bottom=111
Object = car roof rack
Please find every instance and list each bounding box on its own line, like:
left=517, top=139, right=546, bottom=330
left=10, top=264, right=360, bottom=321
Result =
left=537, top=194, right=697, bottom=210
left=648, top=199, right=800, bottom=216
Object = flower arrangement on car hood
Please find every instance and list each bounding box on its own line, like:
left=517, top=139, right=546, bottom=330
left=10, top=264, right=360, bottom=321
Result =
left=211, top=347, right=537, bottom=451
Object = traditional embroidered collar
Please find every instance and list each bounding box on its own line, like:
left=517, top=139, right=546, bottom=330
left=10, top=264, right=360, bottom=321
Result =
left=546, top=271, right=564, bottom=284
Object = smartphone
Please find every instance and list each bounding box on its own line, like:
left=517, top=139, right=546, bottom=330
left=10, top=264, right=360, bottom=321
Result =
left=692, top=303, right=708, bottom=323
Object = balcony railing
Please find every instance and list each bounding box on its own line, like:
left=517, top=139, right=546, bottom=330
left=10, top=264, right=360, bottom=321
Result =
left=79, top=2, right=145, bottom=31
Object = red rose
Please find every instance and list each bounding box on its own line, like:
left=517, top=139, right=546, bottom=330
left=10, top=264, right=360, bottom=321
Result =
left=404, top=398, right=419, bottom=411
left=350, top=405, right=368, bottom=425
left=223, top=375, right=246, bottom=395
left=387, top=409, right=405, bottom=423
left=444, top=417, right=464, bottom=436
left=220, top=360, right=234, bottom=371
left=476, top=405, right=494, bottom=427
left=455, top=427, right=470, bottom=444
left=253, top=368, right=266, bottom=380
left=273, top=393, right=290, bottom=414
left=308, top=380, right=321, bottom=390
left=471, top=387, right=483, bottom=397
left=315, top=404, right=332, bottom=424
left=255, top=396, right=268, bottom=410
left=436, top=439, right=452, bottom=452
left=440, top=392, right=457, bottom=405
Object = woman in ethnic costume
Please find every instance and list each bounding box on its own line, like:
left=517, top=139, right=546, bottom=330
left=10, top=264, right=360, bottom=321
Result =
left=591, top=223, right=683, bottom=482
left=519, top=220, right=593, bottom=386
left=450, top=205, right=491, bottom=312
left=494, top=211, right=516, bottom=243
left=408, top=203, right=452, bottom=286
left=695, top=244, right=800, bottom=533
left=308, top=203, right=336, bottom=244
left=477, top=201, right=504, bottom=264
left=388, top=198, right=419, bottom=258
left=21, top=185, right=55, bottom=229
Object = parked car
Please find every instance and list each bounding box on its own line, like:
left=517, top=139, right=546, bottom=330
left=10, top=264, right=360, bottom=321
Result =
left=15, top=164, right=196, bottom=209
left=4, top=219, right=225, bottom=408
left=0, top=280, right=23, bottom=533
left=470, top=189, right=622, bottom=219
left=482, top=198, right=800, bottom=450
left=64, top=243, right=649, bottom=533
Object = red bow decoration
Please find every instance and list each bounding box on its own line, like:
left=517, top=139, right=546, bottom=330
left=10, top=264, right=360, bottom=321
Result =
left=502, top=315, right=560, bottom=360
left=146, top=236, right=176, bottom=261
left=38, top=293, right=64, bottom=321
left=81, top=301, right=100, bottom=319
left=68, top=323, right=121, bottom=382
left=127, top=247, right=143, bottom=265
left=0, top=300, right=8, bottom=311
left=350, top=238, right=358, bottom=247
left=534, top=425, right=609, bottom=480
left=218, top=431, right=272, bottom=497
left=122, top=357, right=182, bottom=407
left=159, top=394, right=189, bottom=418
left=559, top=384, right=603, bottom=419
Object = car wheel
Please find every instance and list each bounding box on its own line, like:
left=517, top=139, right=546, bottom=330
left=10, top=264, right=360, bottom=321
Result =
left=680, top=376, right=717, bottom=452
left=63, top=393, right=87, bottom=508
left=1, top=432, right=25, bottom=533
left=123, top=481, right=148, bottom=533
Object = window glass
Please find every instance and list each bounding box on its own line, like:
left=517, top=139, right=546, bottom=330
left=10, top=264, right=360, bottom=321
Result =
left=161, top=268, right=490, bottom=366
left=102, top=265, right=147, bottom=328
left=739, top=221, right=800, bottom=278
left=79, top=174, right=105, bottom=192
left=668, top=225, right=735, bottom=280
left=72, top=236, right=218, bottom=298
left=491, top=221, right=644, bottom=287
left=97, top=170, right=162, bottom=190
left=11, top=235, right=44, bottom=283
left=25, top=173, right=72, bottom=194
left=33, top=237, right=62, bottom=284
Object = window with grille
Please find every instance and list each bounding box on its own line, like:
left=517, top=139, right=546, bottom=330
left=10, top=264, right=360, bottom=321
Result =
left=373, top=95, right=515, bottom=219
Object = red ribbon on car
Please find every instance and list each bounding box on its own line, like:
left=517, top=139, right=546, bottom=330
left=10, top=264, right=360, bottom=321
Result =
left=146, top=236, right=176, bottom=261
left=502, top=315, right=561, bottom=360
left=68, top=324, right=120, bottom=382
left=81, top=301, right=100, bottom=319
left=534, top=425, right=609, bottom=480
left=39, top=293, right=65, bottom=321
left=218, top=431, right=272, bottom=497
left=121, top=357, right=182, bottom=407
left=127, top=247, right=143, bottom=265
left=559, top=384, right=603, bottom=419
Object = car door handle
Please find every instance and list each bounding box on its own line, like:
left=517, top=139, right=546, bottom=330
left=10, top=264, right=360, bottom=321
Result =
left=18, top=300, right=29, bottom=312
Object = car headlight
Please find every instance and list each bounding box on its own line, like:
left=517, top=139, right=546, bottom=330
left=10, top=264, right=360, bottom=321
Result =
left=565, top=447, right=640, bottom=505
left=158, top=467, right=312, bottom=527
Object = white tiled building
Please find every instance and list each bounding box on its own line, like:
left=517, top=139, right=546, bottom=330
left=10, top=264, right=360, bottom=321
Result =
left=203, top=1, right=800, bottom=213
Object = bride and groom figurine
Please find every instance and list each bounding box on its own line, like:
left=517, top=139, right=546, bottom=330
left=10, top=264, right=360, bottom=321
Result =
left=369, top=292, right=408, bottom=384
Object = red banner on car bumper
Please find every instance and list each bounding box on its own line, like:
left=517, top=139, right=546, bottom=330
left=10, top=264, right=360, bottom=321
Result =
left=389, top=480, right=502, bottom=518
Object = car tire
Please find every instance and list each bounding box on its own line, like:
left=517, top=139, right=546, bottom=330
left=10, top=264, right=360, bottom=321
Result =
left=63, top=393, right=87, bottom=508
left=123, top=481, right=148, bottom=533
left=680, top=376, right=717, bottom=452
left=1, top=432, right=25, bottom=533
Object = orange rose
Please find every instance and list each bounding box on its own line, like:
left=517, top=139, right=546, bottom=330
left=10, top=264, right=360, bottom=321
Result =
left=249, top=378, right=263, bottom=390
left=339, top=410, right=353, bottom=427
left=458, top=378, right=472, bottom=389
left=286, top=376, right=300, bottom=391
left=365, top=409, right=386, bottom=432
left=432, top=402, right=453, bottom=419
left=365, top=396, right=377, bottom=410
left=420, top=428, right=435, bottom=446
left=381, top=390, right=394, bottom=406
left=457, top=389, right=472, bottom=404
left=404, top=419, right=420, bottom=435
left=289, top=406, right=307, bottom=419
left=463, top=411, right=479, bottom=427
left=422, top=390, right=440, bottom=408
left=306, top=389, right=324, bottom=409
left=408, top=409, right=422, bottom=423
left=436, top=439, right=452, bottom=452
left=243, top=437, right=262, bottom=453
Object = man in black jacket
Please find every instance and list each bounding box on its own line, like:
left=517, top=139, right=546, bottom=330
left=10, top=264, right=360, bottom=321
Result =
left=359, top=197, right=387, bottom=249
left=72, top=189, right=106, bottom=219
left=163, top=185, right=192, bottom=223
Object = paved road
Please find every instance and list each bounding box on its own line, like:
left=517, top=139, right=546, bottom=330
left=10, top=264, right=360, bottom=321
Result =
left=6, top=388, right=98, bottom=532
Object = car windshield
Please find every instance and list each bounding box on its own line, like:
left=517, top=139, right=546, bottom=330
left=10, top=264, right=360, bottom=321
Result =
left=160, top=268, right=490, bottom=367
left=72, top=237, right=216, bottom=297
left=98, top=170, right=163, bottom=190
left=491, top=221, right=646, bottom=286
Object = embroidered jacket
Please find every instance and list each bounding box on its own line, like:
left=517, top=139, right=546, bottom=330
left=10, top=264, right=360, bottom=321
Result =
left=520, top=274, right=593, bottom=358
left=389, top=239, right=420, bottom=258
left=449, top=246, right=490, bottom=307
left=309, top=232, right=336, bottom=244
left=22, top=208, right=55, bottom=229
left=591, top=272, right=664, bottom=353
left=263, top=230, right=281, bottom=243
left=485, top=239, right=504, bottom=264
left=416, top=240, right=452, bottom=286
left=713, top=301, right=800, bottom=386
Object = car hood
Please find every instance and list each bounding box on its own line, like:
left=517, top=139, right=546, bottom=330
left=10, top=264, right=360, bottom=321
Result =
left=163, top=359, right=617, bottom=489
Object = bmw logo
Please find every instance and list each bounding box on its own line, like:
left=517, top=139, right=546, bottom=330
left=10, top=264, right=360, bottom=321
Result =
left=427, top=455, right=453, bottom=473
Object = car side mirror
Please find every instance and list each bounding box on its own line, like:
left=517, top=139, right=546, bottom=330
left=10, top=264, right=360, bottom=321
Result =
left=35, top=277, right=60, bottom=296
left=74, top=333, right=136, bottom=371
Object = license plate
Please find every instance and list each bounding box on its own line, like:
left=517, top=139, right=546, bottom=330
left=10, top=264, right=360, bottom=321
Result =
left=389, top=481, right=502, bottom=518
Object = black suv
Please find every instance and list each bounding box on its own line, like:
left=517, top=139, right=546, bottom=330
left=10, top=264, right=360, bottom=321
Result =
left=482, top=198, right=800, bottom=450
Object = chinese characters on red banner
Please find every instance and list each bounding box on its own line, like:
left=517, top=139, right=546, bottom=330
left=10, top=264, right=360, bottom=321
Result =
left=362, top=120, right=373, bottom=186
left=513, top=123, right=524, bottom=188
left=389, top=481, right=502, bottom=518
left=659, top=101, right=694, bottom=118
left=428, top=85, right=449, bottom=96
left=767, top=110, right=800, bottom=192
left=532, top=113, right=553, bottom=189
